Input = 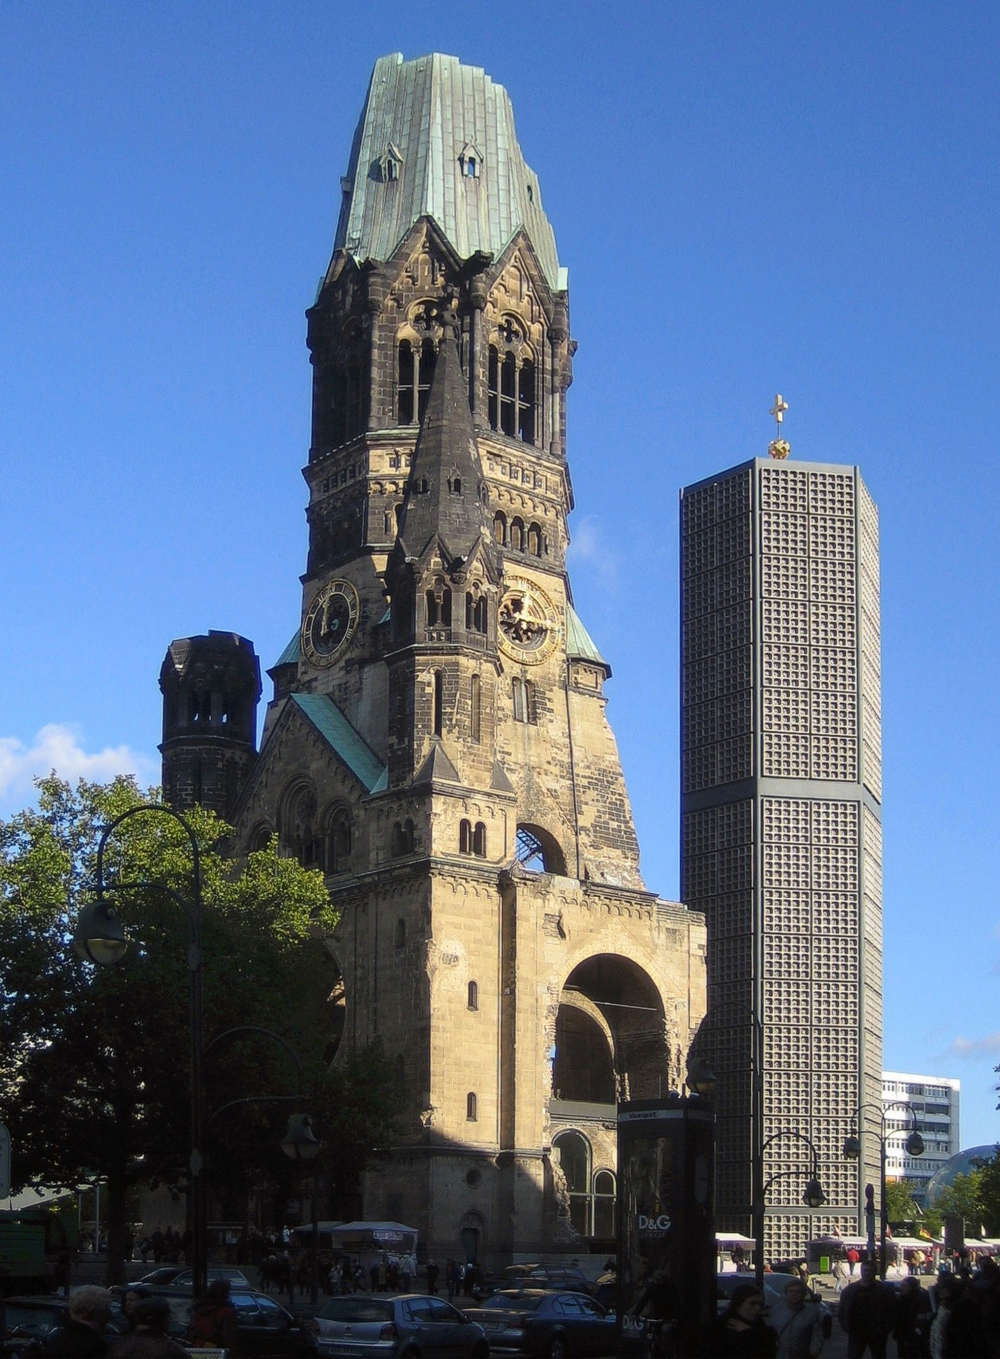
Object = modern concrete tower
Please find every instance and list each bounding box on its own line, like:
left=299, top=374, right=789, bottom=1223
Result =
left=680, top=454, right=883, bottom=1260
left=191, top=52, right=708, bottom=1265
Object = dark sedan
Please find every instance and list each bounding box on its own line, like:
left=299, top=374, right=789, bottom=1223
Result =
left=147, top=1284, right=317, bottom=1358
left=465, top=1290, right=616, bottom=1357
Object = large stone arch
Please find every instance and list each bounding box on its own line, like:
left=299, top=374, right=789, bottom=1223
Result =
left=557, top=953, right=673, bottom=1103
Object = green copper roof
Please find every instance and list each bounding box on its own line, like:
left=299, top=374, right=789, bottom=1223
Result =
left=274, top=630, right=301, bottom=667
left=566, top=604, right=609, bottom=669
left=290, top=693, right=388, bottom=793
left=335, top=53, right=565, bottom=290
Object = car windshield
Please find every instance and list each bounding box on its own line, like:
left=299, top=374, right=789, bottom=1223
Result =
left=482, top=1293, right=547, bottom=1312
left=318, top=1299, right=395, bottom=1323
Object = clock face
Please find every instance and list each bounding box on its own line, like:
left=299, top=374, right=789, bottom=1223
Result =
left=301, top=579, right=360, bottom=667
left=497, top=576, right=560, bottom=665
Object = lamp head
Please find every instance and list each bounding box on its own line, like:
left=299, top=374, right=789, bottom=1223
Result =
left=73, top=898, right=128, bottom=966
left=685, top=1056, right=717, bottom=1098
left=281, top=1113, right=322, bottom=1161
left=905, top=1130, right=925, bottom=1158
left=843, top=1134, right=862, bottom=1161
left=803, top=1178, right=826, bottom=1209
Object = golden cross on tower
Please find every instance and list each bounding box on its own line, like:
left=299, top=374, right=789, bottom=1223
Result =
left=768, top=393, right=791, bottom=459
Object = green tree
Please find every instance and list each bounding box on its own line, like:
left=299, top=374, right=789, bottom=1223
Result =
left=0, top=776, right=395, bottom=1283
left=923, top=1171, right=985, bottom=1239
left=885, top=1178, right=920, bottom=1229
left=971, top=1146, right=1000, bottom=1236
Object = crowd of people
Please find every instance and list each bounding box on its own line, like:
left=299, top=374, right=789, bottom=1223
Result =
left=711, top=1256, right=1000, bottom=1359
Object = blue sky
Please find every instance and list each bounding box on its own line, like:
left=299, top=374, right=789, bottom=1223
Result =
left=1, top=1, right=998, bottom=1149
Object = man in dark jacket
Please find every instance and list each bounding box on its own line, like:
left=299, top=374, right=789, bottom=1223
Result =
left=893, top=1274, right=933, bottom=1358
left=42, top=1287, right=113, bottom=1359
left=838, top=1261, right=898, bottom=1359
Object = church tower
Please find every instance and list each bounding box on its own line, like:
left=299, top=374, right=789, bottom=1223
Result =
left=225, top=52, right=706, bottom=1264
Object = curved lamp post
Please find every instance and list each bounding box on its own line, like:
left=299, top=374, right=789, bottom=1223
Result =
left=753, top=1130, right=826, bottom=1283
left=843, top=1101, right=924, bottom=1279
left=73, top=803, right=207, bottom=1294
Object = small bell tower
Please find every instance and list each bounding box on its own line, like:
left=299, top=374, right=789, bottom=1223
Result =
left=159, top=631, right=261, bottom=819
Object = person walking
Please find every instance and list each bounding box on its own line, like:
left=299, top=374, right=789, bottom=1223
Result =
left=929, top=1272, right=986, bottom=1359
left=708, top=1284, right=778, bottom=1357
left=114, top=1298, right=190, bottom=1359
left=426, top=1261, right=440, bottom=1295
left=772, top=1280, right=825, bottom=1359
left=838, top=1260, right=898, bottom=1359
left=893, top=1275, right=933, bottom=1359
left=847, top=1248, right=860, bottom=1277
left=186, top=1278, right=239, bottom=1357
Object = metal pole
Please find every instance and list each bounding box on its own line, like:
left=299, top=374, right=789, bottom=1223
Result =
left=752, top=1012, right=764, bottom=1290
left=311, top=1185, right=320, bottom=1305
left=880, top=1138, right=888, bottom=1280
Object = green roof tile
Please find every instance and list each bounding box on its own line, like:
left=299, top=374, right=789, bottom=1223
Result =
left=273, top=630, right=301, bottom=667
left=290, top=693, right=387, bottom=793
left=566, top=604, right=609, bottom=669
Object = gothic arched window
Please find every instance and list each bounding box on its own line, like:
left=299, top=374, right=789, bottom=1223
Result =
left=282, top=784, right=319, bottom=868
left=527, top=522, right=543, bottom=557
left=473, top=822, right=487, bottom=857
left=326, top=807, right=352, bottom=875
left=487, top=323, right=536, bottom=445
left=493, top=511, right=507, bottom=545
left=512, top=677, right=535, bottom=724
left=460, top=819, right=472, bottom=854
left=509, top=518, right=524, bottom=552
left=397, top=336, right=437, bottom=425
left=330, top=321, right=367, bottom=448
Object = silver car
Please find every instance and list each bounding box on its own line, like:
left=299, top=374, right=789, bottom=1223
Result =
left=314, top=1294, right=489, bottom=1359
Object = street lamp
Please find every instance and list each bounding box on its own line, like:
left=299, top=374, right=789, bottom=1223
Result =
left=754, top=1130, right=826, bottom=1280
left=843, top=1102, right=924, bottom=1279
left=72, top=802, right=208, bottom=1296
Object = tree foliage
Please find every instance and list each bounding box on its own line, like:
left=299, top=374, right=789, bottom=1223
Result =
left=885, top=1178, right=920, bottom=1228
left=0, top=777, right=397, bottom=1280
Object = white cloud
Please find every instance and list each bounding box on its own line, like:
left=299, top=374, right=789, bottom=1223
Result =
left=949, top=1033, right=1000, bottom=1058
left=0, top=724, right=158, bottom=812
left=566, top=514, right=620, bottom=588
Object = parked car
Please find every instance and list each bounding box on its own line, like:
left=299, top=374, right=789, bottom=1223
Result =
left=501, top=1266, right=592, bottom=1296
left=145, top=1284, right=316, bottom=1358
left=465, top=1289, right=616, bottom=1357
left=2, top=1295, right=128, bottom=1358
left=138, top=1265, right=249, bottom=1287
left=312, top=1293, right=489, bottom=1359
left=715, top=1273, right=832, bottom=1336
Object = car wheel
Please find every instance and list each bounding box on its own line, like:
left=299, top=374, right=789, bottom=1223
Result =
left=550, top=1337, right=568, bottom=1359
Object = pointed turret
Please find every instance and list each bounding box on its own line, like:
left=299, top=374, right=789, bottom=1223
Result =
left=394, top=324, right=494, bottom=567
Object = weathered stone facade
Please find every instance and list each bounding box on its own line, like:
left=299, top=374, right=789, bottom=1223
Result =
left=160, top=52, right=706, bottom=1267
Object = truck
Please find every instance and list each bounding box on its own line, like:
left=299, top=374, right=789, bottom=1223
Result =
left=0, top=1203, right=79, bottom=1297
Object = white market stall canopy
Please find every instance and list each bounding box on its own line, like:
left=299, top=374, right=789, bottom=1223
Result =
left=716, top=1233, right=755, bottom=1248
left=293, top=1220, right=418, bottom=1253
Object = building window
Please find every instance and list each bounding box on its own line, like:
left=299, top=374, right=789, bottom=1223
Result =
left=512, top=677, right=535, bottom=723
left=487, top=333, right=536, bottom=445
left=433, top=670, right=444, bottom=736
left=468, top=980, right=479, bottom=1011
left=466, top=1092, right=478, bottom=1121
left=391, top=819, right=415, bottom=857
left=470, top=675, right=482, bottom=743
left=553, top=1131, right=592, bottom=1236
left=466, top=591, right=488, bottom=633
left=509, top=517, right=524, bottom=551
left=395, top=918, right=406, bottom=949
left=397, top=337, right=437, bottom=424
left=493, top=511, right=507, bottom=544
left=426, top=587, right=452, bottom=627
left=593, top=1170, right=616, bottom=1238
left=473, top=822, right=487, bottom=857
left=526, top=522, right=543, bottom=556
left=326, top=807, right=352, bottom=874
left=460, top=819, right=472, bottom=854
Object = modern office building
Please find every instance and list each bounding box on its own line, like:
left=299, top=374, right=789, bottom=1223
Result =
left=883, top=1072, right=960, bottom=1206
left=680, top=453, right=883, bottom=1259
